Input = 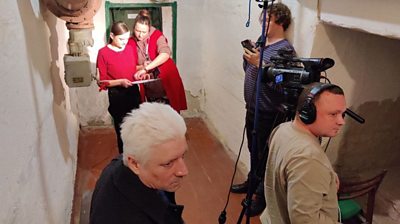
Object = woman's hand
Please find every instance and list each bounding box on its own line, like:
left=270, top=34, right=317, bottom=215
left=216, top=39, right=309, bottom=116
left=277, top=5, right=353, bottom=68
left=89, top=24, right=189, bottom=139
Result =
left=119, top=79, right=133, bottom=88
left=243, top=48, right=261, bottom=67
left=134, top=69, right=151, bottom=80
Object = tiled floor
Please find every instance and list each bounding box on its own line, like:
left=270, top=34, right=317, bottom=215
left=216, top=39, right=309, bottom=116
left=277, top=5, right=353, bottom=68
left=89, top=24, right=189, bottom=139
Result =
left=72, top=117, right=261, bottom=224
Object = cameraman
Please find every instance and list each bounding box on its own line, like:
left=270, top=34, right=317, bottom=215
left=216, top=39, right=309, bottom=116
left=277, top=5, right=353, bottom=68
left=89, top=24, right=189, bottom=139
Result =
left=260, top=83, right=345, bottom=223
left=230, top=2, right=295, bottom=216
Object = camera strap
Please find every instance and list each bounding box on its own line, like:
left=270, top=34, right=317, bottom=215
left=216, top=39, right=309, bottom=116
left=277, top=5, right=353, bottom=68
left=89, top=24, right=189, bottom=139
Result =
left=145, top=39, right=151, bottom=62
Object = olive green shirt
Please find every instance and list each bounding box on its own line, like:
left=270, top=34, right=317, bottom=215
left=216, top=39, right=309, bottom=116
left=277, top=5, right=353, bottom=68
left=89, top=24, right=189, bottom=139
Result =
left=260, top=122, right=339, bottom=224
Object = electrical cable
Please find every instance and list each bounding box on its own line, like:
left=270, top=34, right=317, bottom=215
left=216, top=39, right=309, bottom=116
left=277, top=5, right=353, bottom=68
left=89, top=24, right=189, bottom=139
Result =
left=218, top=124, right=246, bottom=224
left=245, top=0, right=252, bottom=27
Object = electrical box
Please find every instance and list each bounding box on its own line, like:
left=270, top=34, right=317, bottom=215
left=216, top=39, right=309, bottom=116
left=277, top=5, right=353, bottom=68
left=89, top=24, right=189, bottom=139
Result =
left=64, top=55, right=92, bottom=87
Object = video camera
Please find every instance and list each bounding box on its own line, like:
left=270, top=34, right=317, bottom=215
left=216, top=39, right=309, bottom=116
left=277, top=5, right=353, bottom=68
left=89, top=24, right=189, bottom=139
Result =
left=264, top=48, right=335, bottom=88
left=262, top=48, right=335, bottom=117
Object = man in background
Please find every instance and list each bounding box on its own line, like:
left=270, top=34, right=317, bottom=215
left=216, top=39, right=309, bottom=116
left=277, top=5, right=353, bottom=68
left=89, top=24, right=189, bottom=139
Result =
left=231, top=2, right=296, bottom=216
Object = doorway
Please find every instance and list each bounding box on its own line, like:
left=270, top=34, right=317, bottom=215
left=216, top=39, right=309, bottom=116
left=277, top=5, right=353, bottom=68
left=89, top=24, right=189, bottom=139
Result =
left=105, top=1, right=178, bottom=61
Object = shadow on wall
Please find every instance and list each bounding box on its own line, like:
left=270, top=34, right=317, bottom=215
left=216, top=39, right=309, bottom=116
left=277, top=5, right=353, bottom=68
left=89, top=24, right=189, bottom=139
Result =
left=17, top=0, right=83, bottom=221
left=318, top=24, right=400, bottom=177
left=16, top=0, right=65, bottom=223
left=311, top=24, right=400, bottom=223
left=69, top=62, right=112, bottom=127
left=19, top=0, right=73, bottom=162
left=338, top=98, right=400, bottom=175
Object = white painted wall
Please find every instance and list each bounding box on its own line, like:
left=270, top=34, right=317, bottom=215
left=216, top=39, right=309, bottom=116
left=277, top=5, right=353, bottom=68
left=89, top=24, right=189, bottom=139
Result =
left=1, top=0, right=400, bottom=223
left=320, top=0, right=400, bottom=39
left=0, top=0, right=79, bottom=223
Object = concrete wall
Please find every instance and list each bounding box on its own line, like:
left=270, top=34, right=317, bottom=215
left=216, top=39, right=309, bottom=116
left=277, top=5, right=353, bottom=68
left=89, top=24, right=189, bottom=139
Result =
left=311, top=24, right=400, bottom=175
left=0, top=0, right=79, bottom=223
left=1, top=0, right=399, bottom=223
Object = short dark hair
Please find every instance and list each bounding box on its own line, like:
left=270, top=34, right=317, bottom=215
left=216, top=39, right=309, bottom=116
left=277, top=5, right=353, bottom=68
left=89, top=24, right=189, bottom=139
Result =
left=296, top=82, right=344, bottom=112
left=260, top=2, right=292, bottom=31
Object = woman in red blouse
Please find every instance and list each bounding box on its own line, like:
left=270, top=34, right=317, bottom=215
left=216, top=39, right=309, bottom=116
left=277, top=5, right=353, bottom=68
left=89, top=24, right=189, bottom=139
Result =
left=129, top=10, right=187, bottom=113
left=97, top=21, right=140, bottom=153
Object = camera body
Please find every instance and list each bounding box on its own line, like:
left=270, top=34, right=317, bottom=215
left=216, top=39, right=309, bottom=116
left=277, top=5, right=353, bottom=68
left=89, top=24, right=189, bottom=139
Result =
left=264, top=48, right=334, bottom=88
left=262, top=48, right=335, bottom=117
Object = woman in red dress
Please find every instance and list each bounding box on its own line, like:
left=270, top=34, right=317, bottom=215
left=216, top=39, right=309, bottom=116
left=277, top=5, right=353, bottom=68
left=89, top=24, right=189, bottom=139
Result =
left=129, top=10, right=187, bottom=113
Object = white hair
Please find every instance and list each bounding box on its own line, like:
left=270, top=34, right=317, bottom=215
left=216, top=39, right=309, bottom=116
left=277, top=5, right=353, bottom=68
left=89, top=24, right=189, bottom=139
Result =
left=120, top=102, right=186, bottom=165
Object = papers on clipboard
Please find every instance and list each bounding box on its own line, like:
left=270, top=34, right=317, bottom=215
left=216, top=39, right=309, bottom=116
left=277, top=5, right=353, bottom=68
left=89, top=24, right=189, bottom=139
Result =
left=131, top=79, right=158, bottom=85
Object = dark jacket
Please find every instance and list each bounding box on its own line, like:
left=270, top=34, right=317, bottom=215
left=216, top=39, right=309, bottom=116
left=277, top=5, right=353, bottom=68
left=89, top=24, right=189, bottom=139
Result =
left=90, top=156, right=184, bottom=224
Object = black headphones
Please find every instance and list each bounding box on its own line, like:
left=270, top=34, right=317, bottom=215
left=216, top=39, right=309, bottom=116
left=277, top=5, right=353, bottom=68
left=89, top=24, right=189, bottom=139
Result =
left=298, top=83, right=338, bottom=124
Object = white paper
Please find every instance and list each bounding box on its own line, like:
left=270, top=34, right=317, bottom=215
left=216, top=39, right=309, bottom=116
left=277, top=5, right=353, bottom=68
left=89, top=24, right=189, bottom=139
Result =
left=131, top=79, right=158, bottom=85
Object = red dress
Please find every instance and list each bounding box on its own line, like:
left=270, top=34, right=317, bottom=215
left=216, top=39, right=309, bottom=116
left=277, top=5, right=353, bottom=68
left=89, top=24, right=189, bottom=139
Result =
left=129, top=30, right=187, bottom=112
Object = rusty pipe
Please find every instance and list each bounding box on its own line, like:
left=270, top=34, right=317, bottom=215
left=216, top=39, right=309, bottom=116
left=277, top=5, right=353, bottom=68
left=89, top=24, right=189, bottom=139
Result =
left=45, top=0, right=101, bottom=29
left=55, top=0, right=89, bottom=11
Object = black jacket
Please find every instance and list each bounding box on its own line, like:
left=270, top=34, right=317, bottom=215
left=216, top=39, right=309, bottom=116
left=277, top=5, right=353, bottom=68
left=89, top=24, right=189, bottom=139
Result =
left=90, top=156, right=184, bottom=224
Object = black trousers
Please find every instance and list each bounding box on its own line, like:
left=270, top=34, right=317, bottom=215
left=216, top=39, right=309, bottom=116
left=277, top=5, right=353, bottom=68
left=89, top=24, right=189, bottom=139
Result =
left=108, top=85, right=140, bottom=154
left=245, top=109, right=283, bottom=196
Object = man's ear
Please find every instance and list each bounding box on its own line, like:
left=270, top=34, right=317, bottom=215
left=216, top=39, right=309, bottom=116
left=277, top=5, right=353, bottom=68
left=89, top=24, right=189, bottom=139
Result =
left=110, top=33, right=115, bottom=41
left=127, top=155, right=140, bottom=175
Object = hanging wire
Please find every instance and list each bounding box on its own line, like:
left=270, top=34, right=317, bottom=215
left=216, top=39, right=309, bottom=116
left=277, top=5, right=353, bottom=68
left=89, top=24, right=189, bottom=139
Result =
left=245, top=0, right=252, bottom=27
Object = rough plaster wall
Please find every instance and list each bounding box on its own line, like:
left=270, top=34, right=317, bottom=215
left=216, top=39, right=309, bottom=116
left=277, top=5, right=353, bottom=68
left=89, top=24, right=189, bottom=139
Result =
left=0, top=1, right=79, bottom=223
left=176, top=0, right=206, bottom=116
left=311, top=23, right=400, bottom=224
left=320, top=0, right=400, bottom=40
left=311, top=24, right=400, bottom=177
left=286, top=0, right=319, bottom=57
left=192, top=0, right=262, bottom=172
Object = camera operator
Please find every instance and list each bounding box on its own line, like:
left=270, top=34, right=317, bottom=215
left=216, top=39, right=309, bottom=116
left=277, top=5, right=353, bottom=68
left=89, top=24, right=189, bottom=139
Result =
left=260, top=82, right=345, bottom=224
left=230, top=2, right=296, bottom=216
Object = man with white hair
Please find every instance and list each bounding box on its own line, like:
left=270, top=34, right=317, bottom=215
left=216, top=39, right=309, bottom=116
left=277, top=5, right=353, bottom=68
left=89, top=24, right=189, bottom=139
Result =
left=90, top=102, right=189, bottom=224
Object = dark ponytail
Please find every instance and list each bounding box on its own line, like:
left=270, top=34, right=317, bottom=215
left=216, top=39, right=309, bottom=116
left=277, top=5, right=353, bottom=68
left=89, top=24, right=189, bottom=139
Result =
left=108, top=21, right=129, bottom=44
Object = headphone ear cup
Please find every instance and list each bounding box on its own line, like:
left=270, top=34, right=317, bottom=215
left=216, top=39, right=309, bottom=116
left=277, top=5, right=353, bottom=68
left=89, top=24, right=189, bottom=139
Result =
left=299, top=99, right=316, bottom=125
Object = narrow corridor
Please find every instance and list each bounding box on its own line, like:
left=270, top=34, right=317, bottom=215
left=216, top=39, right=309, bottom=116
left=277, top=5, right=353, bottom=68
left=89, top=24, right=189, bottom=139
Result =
left=71, top=117, right=262, bottom=224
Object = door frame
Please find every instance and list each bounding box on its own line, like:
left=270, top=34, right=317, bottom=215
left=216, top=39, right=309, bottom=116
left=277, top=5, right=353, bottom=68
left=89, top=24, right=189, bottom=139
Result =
left=105, top=1, right=178, bottom=62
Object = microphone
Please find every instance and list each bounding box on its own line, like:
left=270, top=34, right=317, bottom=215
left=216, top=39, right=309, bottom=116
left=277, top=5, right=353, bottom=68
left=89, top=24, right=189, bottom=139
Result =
left=345, top=108, right=365, bottom=124
left=291, top=57, right=335, bottom=72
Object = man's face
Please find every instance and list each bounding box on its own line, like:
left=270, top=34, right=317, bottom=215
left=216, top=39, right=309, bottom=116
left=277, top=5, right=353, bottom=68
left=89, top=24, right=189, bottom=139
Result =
left=309, top=91, right=346, bottom=137
left=129, top=137, right=189, bottom=192
left=261, top=14, right=281, bottom=37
